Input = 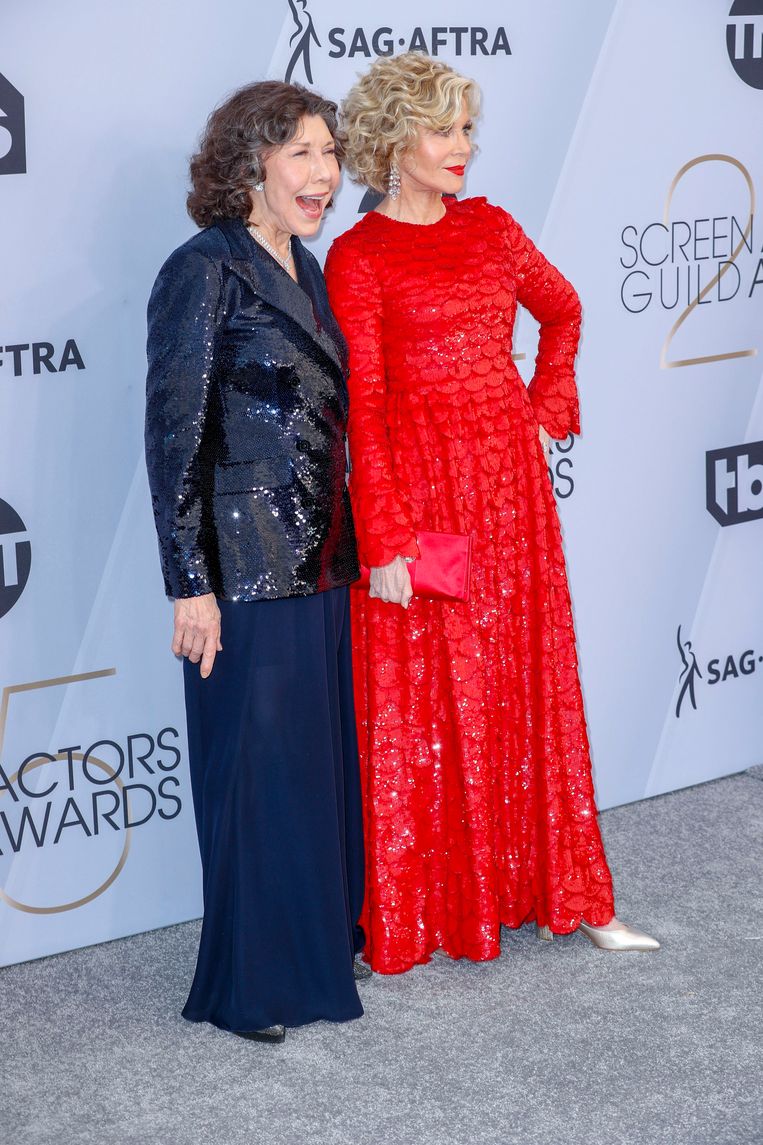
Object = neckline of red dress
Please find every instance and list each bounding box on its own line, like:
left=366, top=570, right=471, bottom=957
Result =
left=367, top=196, right=459, bottom=229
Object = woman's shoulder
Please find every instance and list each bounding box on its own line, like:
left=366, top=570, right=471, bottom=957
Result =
left=153, top=226, right=231, bottom=288
left=166, top=223, right=232, bottom=264
left=327, top=213, right=376, bottom=257
left=325, top=215, right=381, bottom=283
left=450, top=196, right=516, bottom=228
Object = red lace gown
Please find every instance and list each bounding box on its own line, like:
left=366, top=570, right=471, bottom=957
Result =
left=324, top=197, right=615, bottom=974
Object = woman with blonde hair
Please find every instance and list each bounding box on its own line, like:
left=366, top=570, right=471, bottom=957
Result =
left=325, top=53, right=658, bottom=974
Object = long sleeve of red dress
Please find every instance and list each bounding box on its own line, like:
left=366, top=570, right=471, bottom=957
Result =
left=502, top=212, right=583, bottom=438
left=324, top=243, right=420, bottom=568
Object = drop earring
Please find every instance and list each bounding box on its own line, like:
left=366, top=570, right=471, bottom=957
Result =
left=387, top=163, right=401, bottom=200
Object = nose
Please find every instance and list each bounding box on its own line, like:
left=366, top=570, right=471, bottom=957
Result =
left=312, top=151, right=334, bottom=183
left=455, top=132, right=471, bottom=159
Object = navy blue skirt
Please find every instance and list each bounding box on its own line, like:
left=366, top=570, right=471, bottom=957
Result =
left=181, top=587, right=364, bottom=1031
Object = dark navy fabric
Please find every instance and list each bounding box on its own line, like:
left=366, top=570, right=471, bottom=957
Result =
left=145, top=218, right=359, bottom=602
left=181, top=587, right=364, bottom=1031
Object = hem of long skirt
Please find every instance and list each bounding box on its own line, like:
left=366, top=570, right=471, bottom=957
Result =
left=181, top=1000, right=364, bottom=1032
left=366, top=944, right=502, bottom=976
left=365, top=907, right=617, bottom=973
left=509, top=915, right=616, bottom=936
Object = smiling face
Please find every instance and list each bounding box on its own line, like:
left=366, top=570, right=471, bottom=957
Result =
left=249, top=114, right=340, bottom=240
left=399, top=102, right=473, bottom=196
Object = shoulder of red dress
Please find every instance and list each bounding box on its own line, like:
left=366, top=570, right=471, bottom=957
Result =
left=327, top=215, right=375, bottom=257
left=454, top=195, right=488, bottom=210
left=452, top=196, right=497, bottom=215
left=450, top=197, right=510, bottom=226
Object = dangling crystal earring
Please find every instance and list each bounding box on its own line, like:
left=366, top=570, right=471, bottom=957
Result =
left=387, top=163, right=401, bottom=200
left=252, top=181, right=264, bottom=192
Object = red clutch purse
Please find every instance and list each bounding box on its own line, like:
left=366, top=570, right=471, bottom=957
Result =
left=353, top=530, right=473, bottom=602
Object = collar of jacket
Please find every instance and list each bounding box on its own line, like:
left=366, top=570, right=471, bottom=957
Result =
left=215, top=217, right=348, bottom=381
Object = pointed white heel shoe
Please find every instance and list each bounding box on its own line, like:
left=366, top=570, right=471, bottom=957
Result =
left=537, top=918, right=660, bottom=952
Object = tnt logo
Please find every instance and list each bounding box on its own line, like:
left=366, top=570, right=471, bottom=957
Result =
left=0, top=74, right=26, bottom=176
left=727, top=1, right=763, bottom=89
left=0, top=500, right=31, bottom=618
left=706, top=441, right=763, bottom=526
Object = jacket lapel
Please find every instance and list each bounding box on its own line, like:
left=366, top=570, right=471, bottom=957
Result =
left=292, top=240, right=350, bottom=377
left=217, top=218, right=346, bottom=379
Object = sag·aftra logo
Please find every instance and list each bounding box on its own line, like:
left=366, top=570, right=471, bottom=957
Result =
left=285, top=0, right=511, bottom=85
left=675, top=624, right=761, bottom=717
left=0, top=73, right=26, bottom=176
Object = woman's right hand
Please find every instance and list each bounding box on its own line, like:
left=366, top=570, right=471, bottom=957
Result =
left=172, top=592, right=222, bottom=678
left=369, top=556, right=414, bottom=609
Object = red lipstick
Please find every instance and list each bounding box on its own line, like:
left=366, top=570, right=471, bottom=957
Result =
left=445, top=165, right=466, bottom=176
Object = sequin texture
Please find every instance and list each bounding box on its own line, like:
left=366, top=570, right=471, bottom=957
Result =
left=325, top=197, right=615, bottom=974
left=146, top=218, right=359, bottom=601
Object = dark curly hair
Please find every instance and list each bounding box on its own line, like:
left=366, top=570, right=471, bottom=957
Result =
left=187, top=81, right=341, bottom=228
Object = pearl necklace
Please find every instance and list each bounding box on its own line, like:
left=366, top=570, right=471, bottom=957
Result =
left=247, top=224, right=293, bottom=271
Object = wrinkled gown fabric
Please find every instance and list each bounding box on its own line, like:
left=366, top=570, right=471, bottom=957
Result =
left=182, top=590, right=364, bottom=1031
left=324, top=197, right=615, bottom=974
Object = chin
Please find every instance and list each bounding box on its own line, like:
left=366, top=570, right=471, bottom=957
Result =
left=291, top=213, right=325, bottom=237
left=430, top=181, right=460, bottom=196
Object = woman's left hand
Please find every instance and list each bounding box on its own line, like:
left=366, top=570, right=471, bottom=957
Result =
left=172, top=592, right=222, bottom=678
left=369, top=555, right=414, bottom=609
left=538, top=425, right=552, bottom=456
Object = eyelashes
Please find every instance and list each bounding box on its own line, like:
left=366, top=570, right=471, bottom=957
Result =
left=436, top=123, right=473, bottom=138
left=289, top=148, right=337, bottom=157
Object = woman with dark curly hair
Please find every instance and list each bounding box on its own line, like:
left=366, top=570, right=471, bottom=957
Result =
left=145, top=81, right=368, bottom=1043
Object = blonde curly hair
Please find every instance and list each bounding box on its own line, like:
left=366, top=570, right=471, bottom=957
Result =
left=340, top=53, right=480, bottom=193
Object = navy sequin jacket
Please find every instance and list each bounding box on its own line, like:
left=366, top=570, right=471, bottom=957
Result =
left=145, top=218, right=359, bottom=601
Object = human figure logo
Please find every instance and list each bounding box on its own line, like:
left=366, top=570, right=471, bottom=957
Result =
left=0, top=73, right=26, bottom=176
left=674, top=624, right=760, bottom=717
left=0, top=500, right=31, bottom=619
left=675, top=625, right=702, bottom=718
left=286, top=0, right=321, bottom=84
left=727, top=1, right=763, bottom=89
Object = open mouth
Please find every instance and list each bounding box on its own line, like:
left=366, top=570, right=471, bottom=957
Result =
left=445, top=166, right=466, bottom=176
left=296, top=194, right=328, bottom=219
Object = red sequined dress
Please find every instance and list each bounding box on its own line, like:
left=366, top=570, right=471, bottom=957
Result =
left=324, top=197, right=615, bottom=974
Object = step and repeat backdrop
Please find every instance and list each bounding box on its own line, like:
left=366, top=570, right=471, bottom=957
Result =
left=1, top=0, right=761, bottom=966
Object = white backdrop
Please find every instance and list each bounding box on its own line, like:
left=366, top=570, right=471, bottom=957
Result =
left=1, top=0, right=760, bottom=966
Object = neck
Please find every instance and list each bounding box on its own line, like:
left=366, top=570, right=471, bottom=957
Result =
left=377, top=188, right=445, bottom=225
left=247, top=212, right=292, bottom=259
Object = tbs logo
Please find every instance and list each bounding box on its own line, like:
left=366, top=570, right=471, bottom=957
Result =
left=706, top=441, right=763, bottom=526
left=0, top=499, right=31, bottom=618
left=727, top=1, right=763, bottom=90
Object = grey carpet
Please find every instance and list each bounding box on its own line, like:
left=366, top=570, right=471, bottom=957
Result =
left=3, top=769, right=762, bottom=1145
